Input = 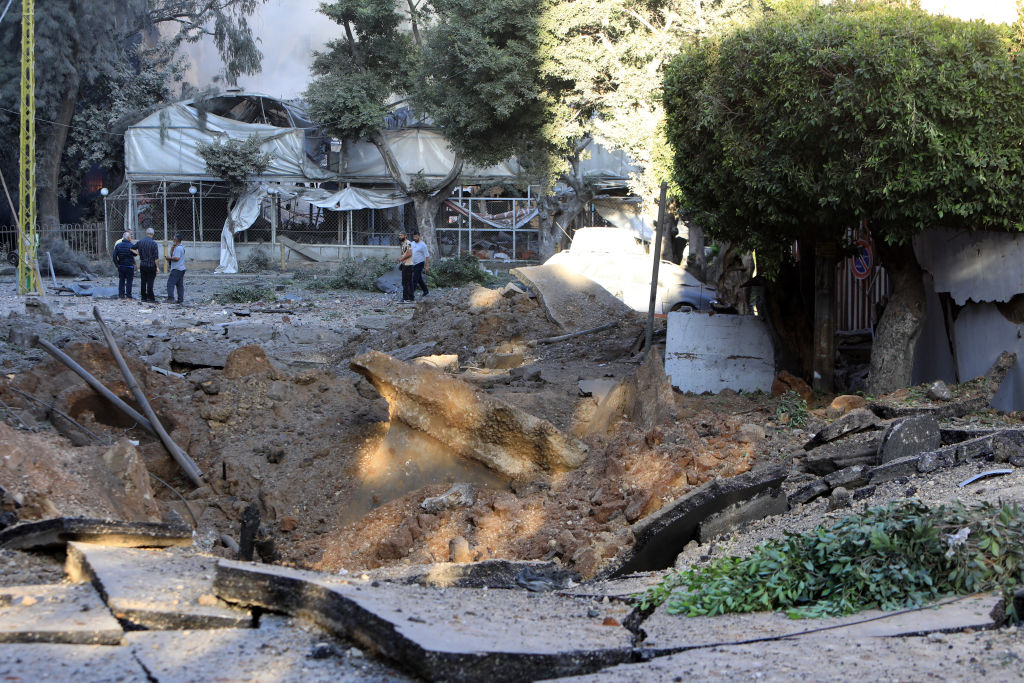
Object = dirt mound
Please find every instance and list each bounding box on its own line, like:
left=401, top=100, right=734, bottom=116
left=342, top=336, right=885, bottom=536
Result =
left=342, top=286, right=560, bottom=360
left=313, top=407, right=768, bottom=578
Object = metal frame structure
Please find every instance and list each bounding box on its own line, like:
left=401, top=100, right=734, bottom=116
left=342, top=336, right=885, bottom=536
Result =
left=17, top=0, right=36, bottom=294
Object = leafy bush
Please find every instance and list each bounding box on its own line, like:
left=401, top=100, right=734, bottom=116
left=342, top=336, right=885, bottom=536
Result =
left=304, top=256, right=394, bottom=291
left=214, top=284, right=277, bottom=304
left=239, top=249, right=272, bottom=274
left=641, top=499, right=1024, bottom=620
left=425, top=254, right=495, bottom=289
left=776, top=390, right=808, bottom=428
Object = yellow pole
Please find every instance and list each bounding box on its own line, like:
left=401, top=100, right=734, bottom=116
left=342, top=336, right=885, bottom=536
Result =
left=17, top=0, right=36, bottom=295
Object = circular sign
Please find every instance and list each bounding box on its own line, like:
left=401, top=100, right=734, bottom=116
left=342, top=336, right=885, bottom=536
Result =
left=850, top=239, right=873, bottom=280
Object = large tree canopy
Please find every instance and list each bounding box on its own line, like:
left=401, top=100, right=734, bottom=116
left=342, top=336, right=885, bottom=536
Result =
left=664, top=0, right=1024, bottom=392
left=665, top=0, right=1024, bottom=261
left=0, top=0, right=265, bottom=232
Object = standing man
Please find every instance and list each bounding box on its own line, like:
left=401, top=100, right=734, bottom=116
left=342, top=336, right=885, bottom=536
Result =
left=164, top=235, right=186, bottom=305
left=396, top=231, right=413, bottom=302
left=112, top=231, right=138, bottom=300
left=409, top=231, right=430, bottom=298
left=136, top=228, right=159, bottom=303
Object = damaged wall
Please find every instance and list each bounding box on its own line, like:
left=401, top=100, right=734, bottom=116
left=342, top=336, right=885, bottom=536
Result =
left=913, top=230, right=1024, bottom=410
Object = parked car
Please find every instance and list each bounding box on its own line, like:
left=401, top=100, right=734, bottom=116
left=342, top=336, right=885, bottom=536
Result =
left=545, top=227, right=717, bottom=313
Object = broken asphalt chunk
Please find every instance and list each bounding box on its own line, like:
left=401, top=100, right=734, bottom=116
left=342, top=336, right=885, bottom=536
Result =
left=214, top=559, right=635, bottom=683
left=0, top=583, right=122, bottom=645
left=0, top=518, right=192, bottom=551
left=609, top=465, right=787, bottom=575
left=127, top=614, right=413, bottom=683
left=66, top=543, right=252, bottom=630
left=877, top=415, right=941, bottom=463
left=0, top=643, right=148, bottom=681
left=803, top=408, right=881, bottom=450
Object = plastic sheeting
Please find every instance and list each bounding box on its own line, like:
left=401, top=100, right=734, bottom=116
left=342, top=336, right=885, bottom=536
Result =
left=307, top=186, right=410, bottom=211
left=915, top=228, right=1024, bottom=305
left=592, top=198, right=652, bottom=241
left=215, top=187, right=268, bottom=274
left=126, top=103, right=334, bottom=182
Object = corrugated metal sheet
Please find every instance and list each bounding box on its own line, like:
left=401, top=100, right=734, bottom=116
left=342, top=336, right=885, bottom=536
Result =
left=835, top=224, right=891, bottom=332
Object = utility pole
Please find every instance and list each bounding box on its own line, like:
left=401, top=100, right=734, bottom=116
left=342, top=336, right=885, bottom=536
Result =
left=17, top=0, right=36, bottom=295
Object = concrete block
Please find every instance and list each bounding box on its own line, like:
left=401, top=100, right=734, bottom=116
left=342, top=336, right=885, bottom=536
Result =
left=877, top=416, right=941, bottom=463
left=664, top=313, right=775, bottom=393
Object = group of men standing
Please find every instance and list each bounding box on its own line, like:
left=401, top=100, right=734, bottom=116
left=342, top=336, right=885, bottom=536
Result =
left=112, top=229, right=187, bottom=304
left=397, top=230, right=430, bottom=302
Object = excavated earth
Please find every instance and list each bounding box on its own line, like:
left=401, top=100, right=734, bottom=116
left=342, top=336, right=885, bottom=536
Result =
left=1, top=263, right=1023, bottom=681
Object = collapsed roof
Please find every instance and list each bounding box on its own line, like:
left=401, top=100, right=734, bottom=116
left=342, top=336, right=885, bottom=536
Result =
left=124, top=91, right=639, bottom=188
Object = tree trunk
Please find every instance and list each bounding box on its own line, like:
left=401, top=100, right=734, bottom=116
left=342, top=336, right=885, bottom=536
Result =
left=812, top=241, right=837, bottom=393
left=36, top=80, right=80, bottom=237
left=372, top=133, right=461, bottom=259
left=867, top=242, right=926, bottom=396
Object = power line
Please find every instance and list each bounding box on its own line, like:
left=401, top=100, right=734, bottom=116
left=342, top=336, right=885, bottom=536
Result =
left=0, top=0, right=13, bottom=24
left=0, top=105, right=126, bottom=137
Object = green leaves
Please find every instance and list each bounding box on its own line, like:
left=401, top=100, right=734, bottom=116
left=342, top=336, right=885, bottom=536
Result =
left=664, top=1, right=1024, bottom=268
left=196, top=135, right=272, bottom=198
left=641, top=499, right=1024, bottom=621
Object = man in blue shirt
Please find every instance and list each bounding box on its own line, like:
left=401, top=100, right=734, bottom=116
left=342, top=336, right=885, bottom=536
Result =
left=112, top=231, right=138, bottom=300
left=135, top=228, right=160, bottom=302
left=165, top=235, right=186, bottom=305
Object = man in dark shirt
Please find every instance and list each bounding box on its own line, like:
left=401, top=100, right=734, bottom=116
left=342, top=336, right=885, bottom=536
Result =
left=135, top=228, right=160, bottom=302
left=112, top=231, right=138, bottom=300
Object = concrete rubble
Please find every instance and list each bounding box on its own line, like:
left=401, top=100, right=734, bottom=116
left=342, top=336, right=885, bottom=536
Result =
left=350, top=350, right=587, bottom=479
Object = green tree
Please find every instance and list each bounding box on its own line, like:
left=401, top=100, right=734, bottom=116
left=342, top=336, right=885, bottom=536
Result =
left=196, top=134, right=272, bottom=204
left=0, top=0, right=265, bottom=234
left=305, top=0, right=463, bottom=256
left=417, top=0, right=764, bottom=257
left=664, top=0, right=1024, bottom=392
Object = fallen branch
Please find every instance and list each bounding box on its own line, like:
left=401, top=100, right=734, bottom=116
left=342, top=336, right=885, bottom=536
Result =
left=6, top=386, right=109, bottom=444
left=36, top=338, right=155, bottom=433
left=92, top=307, right=203, bottom=488
left=527, top=322, right=617, bottom=347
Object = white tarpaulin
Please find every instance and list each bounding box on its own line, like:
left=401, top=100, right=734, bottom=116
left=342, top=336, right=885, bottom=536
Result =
left=215, top=186, right=267, bottom=274
left=592, top=198, right=652, bottom=241
left=308, top=186, right=410, bottom=211
left=126, top=103, right=334, bottom=182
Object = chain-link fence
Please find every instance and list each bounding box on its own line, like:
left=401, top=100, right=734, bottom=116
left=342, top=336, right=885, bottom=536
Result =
left=104, top=179, right=551, bottom=260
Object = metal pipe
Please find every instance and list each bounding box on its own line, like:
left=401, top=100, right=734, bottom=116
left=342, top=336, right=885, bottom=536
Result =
left=644, top=182, right=669, bottom=358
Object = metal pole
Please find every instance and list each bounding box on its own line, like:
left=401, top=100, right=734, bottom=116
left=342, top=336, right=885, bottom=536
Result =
left=161, top=178, right=168, bottom=242
left=644, top=182, right=669, bottom=358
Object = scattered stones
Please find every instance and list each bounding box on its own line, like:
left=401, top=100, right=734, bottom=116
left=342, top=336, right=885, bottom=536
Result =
left=770, top=370, right=813, bottom=403
left=735, top=423, right=766, bottom=443
left=484, top=353, right=524, bottom=370
left=448, top=536, right=472, bottom=563
left=877, top=416, right=941, bottom=464
left=826, top=486, right=852, bottom=511
left=420, top=483, right=475, bottom=514
left=826, top=394, right=867, bottom=419
left=510, top=365, right=543, bottom=382
left=412, top=354, right=459, bottom=373
left=926, top=380, right=953, bottom=401
left=804, top=408, right=881, bottom=449
left=279, top=516, right=298, bottom=532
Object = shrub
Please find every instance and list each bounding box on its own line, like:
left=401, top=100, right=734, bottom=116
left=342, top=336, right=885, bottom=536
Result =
left=776, top=390, right=808, bottom=428
left=305, top=256, right=394, bottom=291
left=641, top=499, right=1024, bottom=621
left=239, top=249, right=272, bottom=273
left=425, top=253, right=495, bottom=289
left=215, top=284, right=277, bottom=304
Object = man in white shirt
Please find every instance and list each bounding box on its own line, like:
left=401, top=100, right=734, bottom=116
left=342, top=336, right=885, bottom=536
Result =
left=164, top=235, right=187, bottom=304
left=409, top=231, right=430, bottom=298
